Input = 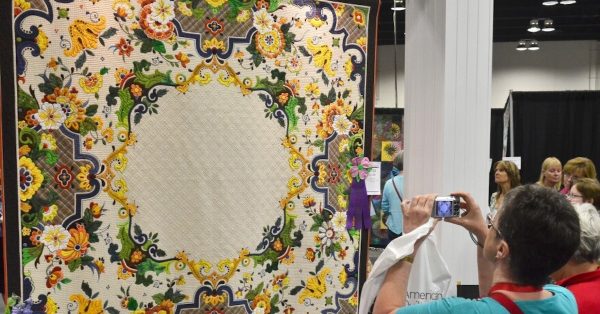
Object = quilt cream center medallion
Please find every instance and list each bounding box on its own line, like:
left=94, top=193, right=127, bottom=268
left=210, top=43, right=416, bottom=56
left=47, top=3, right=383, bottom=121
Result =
left=6, top=0, right=377, bottom=312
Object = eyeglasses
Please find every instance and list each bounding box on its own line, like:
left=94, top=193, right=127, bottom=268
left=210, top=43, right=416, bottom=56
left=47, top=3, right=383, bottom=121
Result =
left=567, top=193, right=583, bottom=199
left=486, top=213, right=503, bottom=238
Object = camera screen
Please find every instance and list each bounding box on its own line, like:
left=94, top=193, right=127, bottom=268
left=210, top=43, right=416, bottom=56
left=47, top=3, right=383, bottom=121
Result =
left=435, top=200, right=454, bottom=217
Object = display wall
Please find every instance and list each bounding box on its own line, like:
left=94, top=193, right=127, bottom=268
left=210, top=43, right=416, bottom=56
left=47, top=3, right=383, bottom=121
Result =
left=1, top=0, right=378, bottom=312
left=369, top=108, right=403, bottom=248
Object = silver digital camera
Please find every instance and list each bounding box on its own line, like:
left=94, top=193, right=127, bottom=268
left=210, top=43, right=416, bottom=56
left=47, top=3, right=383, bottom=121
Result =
left=431, top=196, right=461, bottom=218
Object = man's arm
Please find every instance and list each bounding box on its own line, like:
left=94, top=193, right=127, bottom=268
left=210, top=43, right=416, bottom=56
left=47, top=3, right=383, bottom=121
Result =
left=373, top=195, right=436, bottom=314
left=372, top=257, right=414, bottom=314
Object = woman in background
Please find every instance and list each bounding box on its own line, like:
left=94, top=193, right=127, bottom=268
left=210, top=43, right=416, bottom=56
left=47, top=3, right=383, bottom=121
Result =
left=560, top=157, right=597, bottom=195
left=381, top=154, right=404, bottom=240
left=490, top=160, right=521, bottom=214
left=537, top=157, right=562, bottom=190
left=568, top=178, right=600, bottom=209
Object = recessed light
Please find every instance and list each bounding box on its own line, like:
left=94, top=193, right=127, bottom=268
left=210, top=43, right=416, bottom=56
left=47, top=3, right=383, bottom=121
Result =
left=528, top=19, right=541, bottom=32
left=528, top=40, right=540, bottom=50
left=542, top=19, right=555, bottom=32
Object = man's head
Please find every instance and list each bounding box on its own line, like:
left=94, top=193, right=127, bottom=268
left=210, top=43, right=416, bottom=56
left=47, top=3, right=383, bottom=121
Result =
left=487, top=184, right=580, bottom=286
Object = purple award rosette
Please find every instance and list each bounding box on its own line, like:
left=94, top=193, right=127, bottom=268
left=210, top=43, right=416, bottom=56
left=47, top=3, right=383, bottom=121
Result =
left=346, top=157, right=372, bottom=229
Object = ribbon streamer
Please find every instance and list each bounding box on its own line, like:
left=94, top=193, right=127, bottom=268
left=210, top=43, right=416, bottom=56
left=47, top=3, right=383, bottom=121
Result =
left=346, top=157, right=372, bottom=230
left=347, top=174, right=371, bottom=230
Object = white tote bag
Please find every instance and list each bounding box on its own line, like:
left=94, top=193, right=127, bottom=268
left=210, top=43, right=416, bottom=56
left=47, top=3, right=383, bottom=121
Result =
left=359, top=219, right=451, bottom=313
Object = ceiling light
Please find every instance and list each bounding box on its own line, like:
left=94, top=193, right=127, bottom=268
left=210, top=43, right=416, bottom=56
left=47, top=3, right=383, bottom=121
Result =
left=528, top=19, right=541, bottom=32
left=516, top=39, right=541, bottom=52
left=542, top=0, right=575, bottom=6
left=391, top=0, right=405, bottom=11
left=528, top=40, right=540, bottom=51
left=542, top=19, right=555, bottom=32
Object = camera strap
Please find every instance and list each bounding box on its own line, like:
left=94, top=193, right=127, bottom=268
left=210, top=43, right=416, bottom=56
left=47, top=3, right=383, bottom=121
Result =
left=391, top=177, right=403, bottom=202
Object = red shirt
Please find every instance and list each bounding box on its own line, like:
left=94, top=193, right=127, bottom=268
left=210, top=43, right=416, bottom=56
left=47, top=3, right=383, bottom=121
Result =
left=556, top=267, right=600, bottom=314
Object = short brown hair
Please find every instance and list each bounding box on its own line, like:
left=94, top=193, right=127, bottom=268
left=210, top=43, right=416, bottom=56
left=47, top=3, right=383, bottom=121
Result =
left=563, top=157, right=597, bottom=179
left=574, top=178, right=600, bottom=208
left=500, top=185, right=580, bottom=285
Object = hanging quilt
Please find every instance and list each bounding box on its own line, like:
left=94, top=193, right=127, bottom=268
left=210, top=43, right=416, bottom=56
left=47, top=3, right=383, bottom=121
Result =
left=1, top=0, right=377, bottom=312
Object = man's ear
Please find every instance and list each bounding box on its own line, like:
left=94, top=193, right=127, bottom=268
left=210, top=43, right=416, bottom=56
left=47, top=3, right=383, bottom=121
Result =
left=495, top=240, right=510, bottom=260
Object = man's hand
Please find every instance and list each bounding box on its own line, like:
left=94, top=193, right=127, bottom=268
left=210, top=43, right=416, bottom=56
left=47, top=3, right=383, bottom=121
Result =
left=445, top=191, right=487, bottom=242
left=402, top=194, right=436, bottom=234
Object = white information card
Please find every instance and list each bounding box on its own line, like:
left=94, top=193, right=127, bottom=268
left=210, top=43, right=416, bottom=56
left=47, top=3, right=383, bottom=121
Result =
left=366, top=162, right=381, bottom=195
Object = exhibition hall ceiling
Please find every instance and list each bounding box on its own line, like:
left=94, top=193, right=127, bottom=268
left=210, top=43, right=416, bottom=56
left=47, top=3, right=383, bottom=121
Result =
left=378, top=0, right=600, bottom=45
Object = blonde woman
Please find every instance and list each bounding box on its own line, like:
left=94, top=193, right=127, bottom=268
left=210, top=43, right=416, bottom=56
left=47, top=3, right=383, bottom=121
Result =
left=537, top=157, right=562, bottom=190
left=490, top=160, right=521, bottom=214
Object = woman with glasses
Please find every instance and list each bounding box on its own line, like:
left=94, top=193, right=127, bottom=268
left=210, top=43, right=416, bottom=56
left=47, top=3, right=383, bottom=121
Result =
left=568, top=178, right=600, bottom=208
left=551, top=203, right=600, bottom=313
left=373, top=185, right=580, bottom=314
left=490, top=160, right=521, bottom=215
left=536, top=157, right=562, bottom=190
left=560, top=157, right=597, bottom=195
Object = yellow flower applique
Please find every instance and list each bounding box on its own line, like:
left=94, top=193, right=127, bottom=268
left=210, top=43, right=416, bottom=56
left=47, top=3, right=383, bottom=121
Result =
left=79, top=73, right=103, bottom=94
left=18, top=156, right=43, bottom=201
left=298, top=268, right=331, bottom=303
left=45, top=296, right=59, bottom=314
left=35, top=29, right=49, bottom=54
left=306, top=38, right=335, bottom=77
left=64, top=17, right=107, bottom=57
left=206, top=0, right=226, bottom=8
left=69, top=294, right=103, bottom=314
left=76, top=164, right=93, bottom=191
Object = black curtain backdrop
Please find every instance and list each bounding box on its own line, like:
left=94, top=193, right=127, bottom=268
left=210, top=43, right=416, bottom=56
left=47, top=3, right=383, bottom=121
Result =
left=371, top=100, right=594, bottom=202
left=511, top=91, right=600, bottom=185
left=489, top=108, right=506, bottom=196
